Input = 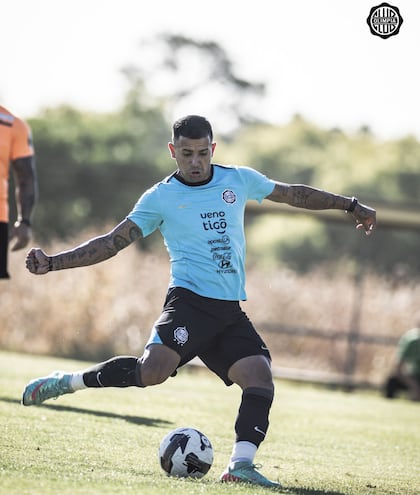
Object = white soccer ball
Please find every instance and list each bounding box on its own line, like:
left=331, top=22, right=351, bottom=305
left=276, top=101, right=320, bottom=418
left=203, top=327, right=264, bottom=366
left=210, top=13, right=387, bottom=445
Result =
left=158, top=427, right=213, bottom=478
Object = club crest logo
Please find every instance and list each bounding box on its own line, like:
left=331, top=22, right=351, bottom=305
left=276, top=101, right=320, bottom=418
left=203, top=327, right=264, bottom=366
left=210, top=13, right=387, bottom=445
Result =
left=173, top=326, right=189, bottom=346
left=222, top=189, right=236, bottom=204
left=367, top=3, right=403, bottom=39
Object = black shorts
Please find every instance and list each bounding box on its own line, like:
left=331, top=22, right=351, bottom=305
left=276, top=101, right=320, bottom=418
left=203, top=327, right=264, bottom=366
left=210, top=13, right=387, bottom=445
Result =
left=0, top=222, right=10, bottom=279
left=151, top=287, right=271, bottom=385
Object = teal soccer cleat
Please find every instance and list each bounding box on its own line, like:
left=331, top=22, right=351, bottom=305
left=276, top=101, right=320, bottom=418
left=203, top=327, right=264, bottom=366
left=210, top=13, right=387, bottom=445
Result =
left=220, top=461, right=282, bottom=489
left=22, top=371, right=74, bottom=406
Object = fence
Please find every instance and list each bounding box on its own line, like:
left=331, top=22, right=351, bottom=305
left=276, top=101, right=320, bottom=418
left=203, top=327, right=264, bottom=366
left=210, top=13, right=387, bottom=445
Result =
left=244, top=200, right=420, bottom=390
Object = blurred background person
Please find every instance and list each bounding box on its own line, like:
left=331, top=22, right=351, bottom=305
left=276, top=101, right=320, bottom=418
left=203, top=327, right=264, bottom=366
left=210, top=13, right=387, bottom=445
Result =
left=384, top=319, right=420, bottom=402
left=0, top=105, right=38, bottom=279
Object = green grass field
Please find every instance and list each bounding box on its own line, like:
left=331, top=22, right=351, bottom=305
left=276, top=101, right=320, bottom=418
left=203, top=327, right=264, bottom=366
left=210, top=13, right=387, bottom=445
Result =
left=1, top=351, right=418, bottom=495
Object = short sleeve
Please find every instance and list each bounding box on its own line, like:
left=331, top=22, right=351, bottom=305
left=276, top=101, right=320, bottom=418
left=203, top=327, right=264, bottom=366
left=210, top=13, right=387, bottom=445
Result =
left=238, top=166, right=276, bottom=203
left=127, top=185, right=163, bottom=237
left=11, top=117, right=34, bottom=161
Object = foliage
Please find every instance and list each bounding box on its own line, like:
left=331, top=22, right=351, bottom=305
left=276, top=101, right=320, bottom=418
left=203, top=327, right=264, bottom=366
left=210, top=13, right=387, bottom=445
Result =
left=7, top=35, right=420, bottom=272
left=25, top=92, right=169, bottom=240
left=223, top=115, right=420, bottom=204
left=224, top=116, right=420, bottom=272
left=123, top=33, right=267, bottom=134
left=18, top=104, right=420, bottom=273
left=1, top=351, right=419, bottom=495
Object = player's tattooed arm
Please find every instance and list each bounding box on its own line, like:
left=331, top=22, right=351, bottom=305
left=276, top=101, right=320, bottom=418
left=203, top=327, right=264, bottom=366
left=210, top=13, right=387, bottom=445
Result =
left=26, top=219, right=143, bottom=274
left=266, top=182, right=352, bottom=210
left=265, top=181, right=376, bottom=235
left=52, top=219, right=143, bottom=270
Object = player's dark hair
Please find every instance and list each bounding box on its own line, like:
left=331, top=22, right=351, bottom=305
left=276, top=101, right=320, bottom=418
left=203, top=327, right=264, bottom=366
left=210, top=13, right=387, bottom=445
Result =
left=172, top=115, right=213, bottom=142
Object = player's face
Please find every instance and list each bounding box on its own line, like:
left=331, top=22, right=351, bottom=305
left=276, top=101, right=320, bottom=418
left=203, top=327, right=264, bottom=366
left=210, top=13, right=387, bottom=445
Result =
left=168, top=135, right=216, bottom=184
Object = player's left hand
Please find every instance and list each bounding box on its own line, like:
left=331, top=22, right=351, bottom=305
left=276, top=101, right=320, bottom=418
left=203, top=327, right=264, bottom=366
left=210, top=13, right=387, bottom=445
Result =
left=351, top=203, right=376, bottom=236
left=9, top=220, right=32, bottom=251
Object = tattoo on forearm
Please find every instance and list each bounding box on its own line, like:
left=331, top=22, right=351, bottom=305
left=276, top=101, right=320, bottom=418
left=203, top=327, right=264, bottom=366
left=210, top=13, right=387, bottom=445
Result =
left=113, top=234, right=130, bottom=251
left=52, top=221, right=142, bottom=270
left=129, top=225, right=141, bottom=241
left=291, top=186, right=344, bottom=210
left=56, top=237, right=115, bottom=269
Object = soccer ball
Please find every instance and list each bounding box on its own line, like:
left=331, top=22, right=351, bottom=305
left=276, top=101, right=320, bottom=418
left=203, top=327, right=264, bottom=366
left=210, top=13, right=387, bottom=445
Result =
left=158, top=427, right=213, bottom=478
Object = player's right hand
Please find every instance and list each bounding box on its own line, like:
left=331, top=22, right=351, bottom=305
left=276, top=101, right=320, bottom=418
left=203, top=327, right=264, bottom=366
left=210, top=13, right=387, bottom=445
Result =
left=25, top=248, right=50, bottom=275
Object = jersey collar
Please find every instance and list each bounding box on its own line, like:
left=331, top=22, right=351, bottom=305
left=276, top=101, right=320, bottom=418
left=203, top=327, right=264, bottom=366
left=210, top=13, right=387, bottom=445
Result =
left=173, top=165, right=214, bottom=186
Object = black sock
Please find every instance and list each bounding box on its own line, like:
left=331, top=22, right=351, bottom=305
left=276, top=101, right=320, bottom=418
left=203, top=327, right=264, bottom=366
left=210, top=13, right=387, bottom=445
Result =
left=235, top=387, right=274, bottom=446
left=82, top=356, right=144, bottom=388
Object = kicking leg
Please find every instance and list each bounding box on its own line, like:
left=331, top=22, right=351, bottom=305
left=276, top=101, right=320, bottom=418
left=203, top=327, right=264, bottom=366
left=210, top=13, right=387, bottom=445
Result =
left=22, top=345, right=180, bottom=406
left=22, top=356, right=141, bottom=406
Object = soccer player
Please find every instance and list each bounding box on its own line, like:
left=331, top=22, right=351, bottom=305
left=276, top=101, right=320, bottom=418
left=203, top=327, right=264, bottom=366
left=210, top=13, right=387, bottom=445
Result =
left=22, top=115, right=376, bottom=488
left=384, top=325, right=420, bottom=401
left=0, top=105, right=38, bottom=279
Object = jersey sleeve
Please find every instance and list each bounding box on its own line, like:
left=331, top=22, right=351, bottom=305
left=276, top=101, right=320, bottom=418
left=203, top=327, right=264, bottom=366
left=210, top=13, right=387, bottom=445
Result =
left=238, top=166, right=276, bottom=203
left=11, top=117, right=34, bottom=161
left=126, top=185, right=163, bottom=237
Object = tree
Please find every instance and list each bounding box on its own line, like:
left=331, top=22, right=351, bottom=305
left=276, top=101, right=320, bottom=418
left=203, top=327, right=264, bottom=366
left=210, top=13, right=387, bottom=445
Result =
left=122, top=34, right=266, bottom=136
left=22, top=98, right=169, bottom=241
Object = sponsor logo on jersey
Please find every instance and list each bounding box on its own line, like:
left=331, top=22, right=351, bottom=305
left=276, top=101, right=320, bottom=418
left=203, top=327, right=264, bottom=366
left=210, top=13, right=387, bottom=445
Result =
left=201, top=211, right=227, bottom=234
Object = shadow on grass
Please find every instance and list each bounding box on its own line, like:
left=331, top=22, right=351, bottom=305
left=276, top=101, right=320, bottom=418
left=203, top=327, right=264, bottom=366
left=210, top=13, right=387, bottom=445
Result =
left=155, top=477, right=347, bottom=495
left=0, top=396, right=173, bottom=427
left=283, top=487, right=347, bottom=495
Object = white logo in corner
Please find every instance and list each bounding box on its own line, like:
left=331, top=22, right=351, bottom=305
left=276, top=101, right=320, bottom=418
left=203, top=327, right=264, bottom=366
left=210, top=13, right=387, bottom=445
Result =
left=173, top=326, right=189, bottom=346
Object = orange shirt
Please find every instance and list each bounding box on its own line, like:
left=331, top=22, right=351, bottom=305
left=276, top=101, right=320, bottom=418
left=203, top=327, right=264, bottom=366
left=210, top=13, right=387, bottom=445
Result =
left=0, top=106, right=34, bottom=222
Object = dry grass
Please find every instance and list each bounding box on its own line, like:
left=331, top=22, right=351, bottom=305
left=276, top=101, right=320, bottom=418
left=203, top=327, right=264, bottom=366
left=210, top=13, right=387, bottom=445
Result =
left=2, top=233, right=419, bottom=386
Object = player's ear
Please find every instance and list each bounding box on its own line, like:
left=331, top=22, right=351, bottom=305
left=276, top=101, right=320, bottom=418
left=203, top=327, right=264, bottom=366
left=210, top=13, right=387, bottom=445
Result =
left=168, top=142, right=176, bottom=158
left=211, top=142, right=216, bottom=155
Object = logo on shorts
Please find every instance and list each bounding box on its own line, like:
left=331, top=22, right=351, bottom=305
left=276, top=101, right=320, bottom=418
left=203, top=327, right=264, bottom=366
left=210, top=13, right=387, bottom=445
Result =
left=254, top=426, right=267, bottom=437
left=367, top=3, right=403, bottom=39
left=222, top=189, right=236, bottom=204
left=173, top=326, right=189, bottom=346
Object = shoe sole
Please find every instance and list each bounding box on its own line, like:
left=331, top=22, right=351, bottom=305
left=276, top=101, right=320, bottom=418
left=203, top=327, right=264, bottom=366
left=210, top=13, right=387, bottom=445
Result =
left=220, top=472, right=281, bottom=489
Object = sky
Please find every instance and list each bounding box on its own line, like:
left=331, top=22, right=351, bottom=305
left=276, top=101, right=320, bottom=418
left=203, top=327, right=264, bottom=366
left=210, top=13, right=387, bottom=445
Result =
left=3, top=0, right=420, bottom=140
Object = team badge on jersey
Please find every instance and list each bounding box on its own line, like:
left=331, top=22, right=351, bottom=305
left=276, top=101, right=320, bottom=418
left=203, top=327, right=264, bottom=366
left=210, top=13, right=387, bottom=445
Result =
left=222, top=189, right=236, bottom=204
left=173, top=326, right=189, bottom=346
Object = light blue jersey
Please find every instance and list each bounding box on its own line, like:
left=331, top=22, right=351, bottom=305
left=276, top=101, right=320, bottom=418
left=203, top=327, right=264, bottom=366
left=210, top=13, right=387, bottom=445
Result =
left=127, top=164, right=275, bottom=300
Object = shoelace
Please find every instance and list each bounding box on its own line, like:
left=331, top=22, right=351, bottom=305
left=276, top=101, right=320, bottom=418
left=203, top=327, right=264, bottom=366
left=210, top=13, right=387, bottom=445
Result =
left=40, top=379, right=62, bottom=400
left=241, top=463, right=264, bottom=479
